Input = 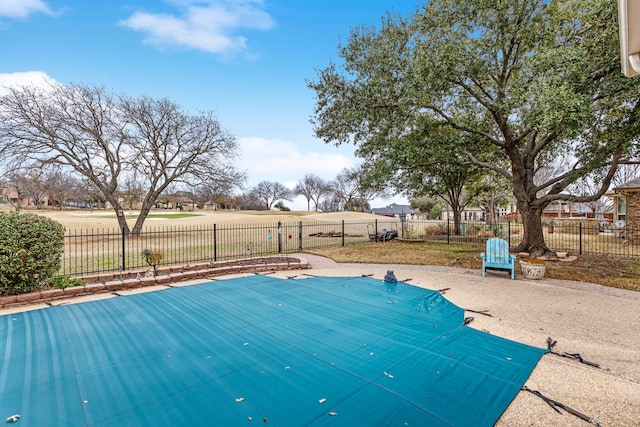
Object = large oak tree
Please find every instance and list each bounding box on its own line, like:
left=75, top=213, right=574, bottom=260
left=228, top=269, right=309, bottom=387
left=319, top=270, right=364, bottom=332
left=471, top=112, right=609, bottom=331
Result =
left=0, top=83, right=244, bottom=234
left=309, top=0, right=640, bottom=255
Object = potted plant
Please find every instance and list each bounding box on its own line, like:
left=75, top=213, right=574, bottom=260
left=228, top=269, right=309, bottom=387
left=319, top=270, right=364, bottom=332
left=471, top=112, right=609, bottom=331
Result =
left=519, top=259, right=546, bottom=279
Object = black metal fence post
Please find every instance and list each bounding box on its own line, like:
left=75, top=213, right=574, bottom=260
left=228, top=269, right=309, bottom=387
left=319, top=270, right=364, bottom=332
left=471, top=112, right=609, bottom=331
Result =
left=213, top=224, right=217, bottom=262
left=447, top=219, right=450, bottom=244
left=342, top=220, right=345, bottom=247
left=121, top=226, right=126, bottom=272
left=298, top=221, right=303, bottom=252
left=579, top=222, right=583, bottom=255
left=508, top=221, right=511, bottom=247
left=278, top=221, right=282, bottom=253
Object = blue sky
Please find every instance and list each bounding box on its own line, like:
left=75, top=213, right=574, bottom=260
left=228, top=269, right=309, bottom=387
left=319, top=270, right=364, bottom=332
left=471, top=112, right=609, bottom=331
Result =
left=0, top=0, right=419, bottom=210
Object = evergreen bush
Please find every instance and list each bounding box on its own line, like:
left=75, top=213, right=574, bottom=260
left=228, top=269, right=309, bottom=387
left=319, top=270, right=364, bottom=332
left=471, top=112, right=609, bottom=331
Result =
left=0, top=212, right=65, bottom=296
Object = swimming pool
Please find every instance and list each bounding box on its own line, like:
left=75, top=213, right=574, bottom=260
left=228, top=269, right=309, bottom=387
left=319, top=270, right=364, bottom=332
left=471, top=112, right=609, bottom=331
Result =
left=0, top=275, right=546, bottom=426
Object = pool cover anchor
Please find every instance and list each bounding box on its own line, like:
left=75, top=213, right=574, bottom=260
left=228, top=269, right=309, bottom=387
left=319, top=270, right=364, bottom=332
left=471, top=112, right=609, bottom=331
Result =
left=465, top=308, right=493, bottom=317
left=521, top=386, right=602, bottom=426
left=546, top=337, right=602, bottom=369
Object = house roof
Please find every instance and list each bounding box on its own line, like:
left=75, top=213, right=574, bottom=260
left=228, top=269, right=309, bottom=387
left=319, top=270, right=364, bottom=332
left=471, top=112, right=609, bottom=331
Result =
left=613, top=176, right=640, bottom=191
left=367, top=203, right=415, bottom=216
left=543, top=201, right=594, bottom=214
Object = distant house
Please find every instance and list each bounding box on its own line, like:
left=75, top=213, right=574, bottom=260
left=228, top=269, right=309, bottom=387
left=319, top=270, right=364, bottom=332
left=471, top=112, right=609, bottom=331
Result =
left=366, top=203, right=415, bottom=219
left=609, top=176, right=640, bottom=227
left=440, top=206, right=486, bottom=222
left=203, top=201, right=220, bottom=211
left=0, top=186, right=49, bottom=209
left=542, top=201, right=611, bottom=220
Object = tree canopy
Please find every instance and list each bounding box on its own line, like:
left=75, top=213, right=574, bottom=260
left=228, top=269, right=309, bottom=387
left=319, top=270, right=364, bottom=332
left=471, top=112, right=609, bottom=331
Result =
left=0, top=83, right=244, bottom=233
left=309, top=0, right=640, bottom=255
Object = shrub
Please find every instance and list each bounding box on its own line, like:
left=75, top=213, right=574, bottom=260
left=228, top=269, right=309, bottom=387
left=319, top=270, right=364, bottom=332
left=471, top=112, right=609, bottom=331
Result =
left=425, top=225, right=443, bottom=235
left=142, top=248, right=164, bottom=276
left=48, top=275, right=84, bottom=289
left=0, top=212, right=66, bottom=296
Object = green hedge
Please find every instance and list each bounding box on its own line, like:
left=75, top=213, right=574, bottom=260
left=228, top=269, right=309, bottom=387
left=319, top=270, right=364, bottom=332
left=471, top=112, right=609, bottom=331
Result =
left=0, top=212, right=66, bottom=296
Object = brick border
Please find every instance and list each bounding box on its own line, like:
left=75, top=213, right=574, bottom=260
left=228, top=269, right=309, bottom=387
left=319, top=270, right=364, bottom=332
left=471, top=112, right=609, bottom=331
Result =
left=0, top=256, right=309, bottom=309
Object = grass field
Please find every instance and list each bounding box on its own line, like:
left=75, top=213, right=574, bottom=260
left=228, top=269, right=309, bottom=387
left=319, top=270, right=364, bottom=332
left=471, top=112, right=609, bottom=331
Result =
left=36, top=209, right=375, bottom=229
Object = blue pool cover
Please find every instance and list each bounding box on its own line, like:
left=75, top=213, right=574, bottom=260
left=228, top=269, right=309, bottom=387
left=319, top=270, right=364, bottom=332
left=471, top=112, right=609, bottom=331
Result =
left=0, top=275, right=547, bottom=426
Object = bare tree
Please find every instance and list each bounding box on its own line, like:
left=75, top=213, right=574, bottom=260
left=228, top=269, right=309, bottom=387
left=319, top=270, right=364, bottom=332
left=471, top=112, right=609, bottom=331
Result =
left=475, top=172, right=512, bottom=225
left=80, top=178, right=106, bottom=209
left=318, top=194, right=342, bottom=212
left=238, top=192, right=263, bottom=210
left=294, top=174, right=330, bottom=211
left=0, top=83, right=244, bottom=234
left=3, top=174, right=26, bottom=211
left=329, top=168, right=360, bottom=212
left=250, top=181, right=292, bottom=210
left=118, top=174, right=145, bottom=212
left=192, top=177, right=238, bottom=209
left=329, top=166, right=385, bottom=212
left=5, top=167, right=52, bottom=209
left=47, top=167, right=83, bottom=210
left=612, top=164, right=640, bottom=188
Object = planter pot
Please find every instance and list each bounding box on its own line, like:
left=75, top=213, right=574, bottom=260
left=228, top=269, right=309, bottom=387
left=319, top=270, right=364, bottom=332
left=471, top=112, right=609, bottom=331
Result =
left=520, top=260, right=546, bottom=280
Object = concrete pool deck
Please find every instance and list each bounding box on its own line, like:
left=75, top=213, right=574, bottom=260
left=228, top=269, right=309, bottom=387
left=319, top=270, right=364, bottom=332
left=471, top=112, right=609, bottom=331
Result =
left=2, top=253, right=639, bottom=426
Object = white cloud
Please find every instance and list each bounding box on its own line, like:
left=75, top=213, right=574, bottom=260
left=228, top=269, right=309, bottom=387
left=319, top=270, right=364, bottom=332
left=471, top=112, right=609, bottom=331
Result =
left=0, top=0, right=53, bottom=18
left=237, top=137, right=408, bottom=211
left=238, top=137, right=355, bottom=184
left=0, top=71, right=56, bottom=95
left=119, top=0, right=275, bottom=56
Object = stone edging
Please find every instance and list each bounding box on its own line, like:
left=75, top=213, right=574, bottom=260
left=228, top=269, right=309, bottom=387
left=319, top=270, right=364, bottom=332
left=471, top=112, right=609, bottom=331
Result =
left=0, top=256, right=310, bottom=309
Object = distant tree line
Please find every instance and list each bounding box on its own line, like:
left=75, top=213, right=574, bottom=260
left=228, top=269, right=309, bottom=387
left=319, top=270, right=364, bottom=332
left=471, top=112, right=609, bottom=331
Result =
left=243, top=166, right=388, bottom=212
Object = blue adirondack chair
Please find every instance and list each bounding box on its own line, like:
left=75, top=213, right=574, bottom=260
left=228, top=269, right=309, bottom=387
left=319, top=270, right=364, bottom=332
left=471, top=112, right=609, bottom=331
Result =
left=481, top=238, right=516, bottom=279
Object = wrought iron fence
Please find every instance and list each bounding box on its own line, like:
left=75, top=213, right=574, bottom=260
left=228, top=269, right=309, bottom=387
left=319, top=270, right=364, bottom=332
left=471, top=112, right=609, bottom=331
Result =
left=406, top=218, right=640, bottom=257
left=61, top=218, right=640, bottom=277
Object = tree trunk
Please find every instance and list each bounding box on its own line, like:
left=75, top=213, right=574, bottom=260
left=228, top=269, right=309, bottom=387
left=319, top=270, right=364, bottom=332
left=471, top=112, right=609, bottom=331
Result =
left=489, top=191, right=496, bottom=226
left=131, top=198, right=156, bottom=235
left=514, top=202, right=548, bottom=257
left=452, top=208, right=462, bottom=235
left=105, top=194, right=130, bottom=234
left=114, top=207, right=129, bottom=234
